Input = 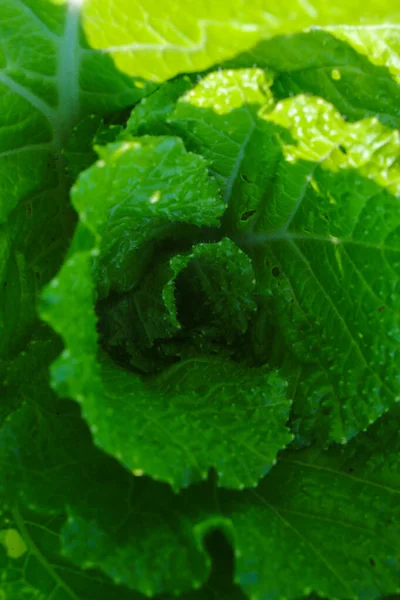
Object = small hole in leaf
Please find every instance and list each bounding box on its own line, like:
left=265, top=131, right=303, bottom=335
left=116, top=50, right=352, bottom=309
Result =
left=369, top=558, right=376, bottom=567
left=348, top=467, right=354, bottom=473
left=240, top=210, right=256, bottom=221
left=240, top=174, right=252, bottom=183
left=272, top=267, right=280, bottom=278
left=339, top=145, right=347, bottom=154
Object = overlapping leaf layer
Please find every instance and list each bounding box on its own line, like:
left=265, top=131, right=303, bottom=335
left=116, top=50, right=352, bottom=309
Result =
left=1, top=1, right=399, bottom=599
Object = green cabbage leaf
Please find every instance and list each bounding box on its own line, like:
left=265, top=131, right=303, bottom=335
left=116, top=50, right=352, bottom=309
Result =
left=1, top=1, right=400, bottom=599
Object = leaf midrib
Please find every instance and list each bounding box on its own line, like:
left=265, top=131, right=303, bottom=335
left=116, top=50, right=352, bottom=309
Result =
left=281, top=457, right=400, bottom=495
left=250, top=490, right=354, bottom=597
left=0, top=0, right=82, bottom=153
left=56, top=0, right=83, bottom=148
left=245, top=230, right=400, bottom=252
left=12, top=505, right=81, bottom=600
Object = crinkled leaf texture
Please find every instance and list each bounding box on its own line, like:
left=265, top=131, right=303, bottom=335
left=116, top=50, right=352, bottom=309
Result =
left=123, top=67, right=400, bottom=445
left=2, top=1, right=400, bottom=600
left=220, top=407, right=400, bottom=600
left=2, top=0, right=400, bottom=355
left=0, top=336, right=241, bottom=598
left=40, top=136, right=293, bottom=491
left=1, top=335, right=400, bottom=600
left=5, top=0, right=351, bottom=357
